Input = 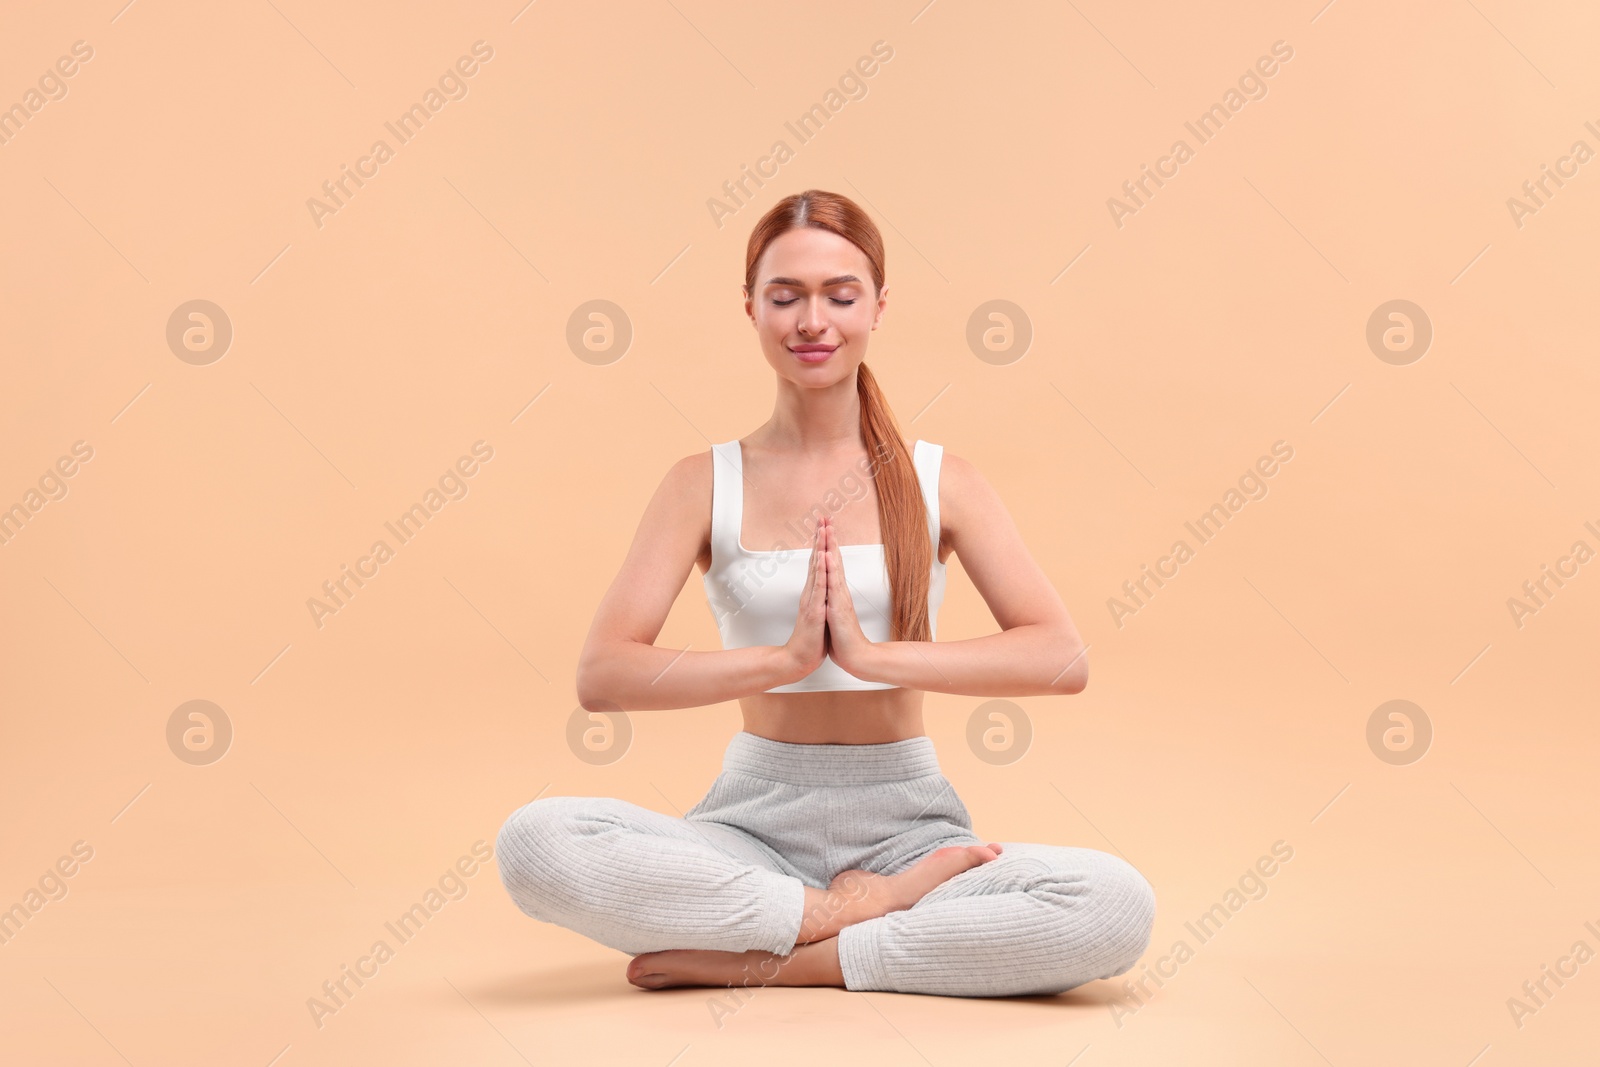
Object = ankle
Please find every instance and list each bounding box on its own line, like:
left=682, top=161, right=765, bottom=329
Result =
left=825, top=872, right=894, bottom=926
left=788, top=938, right=844, bottom=986
left=799, top=882, right=876, bottom=942
left=879, top=871, right=918, bottom=914
left=797, top=889, right=843, bottom=943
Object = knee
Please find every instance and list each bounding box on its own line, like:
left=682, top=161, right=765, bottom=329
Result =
left=1022, top=849, right=1155, bottom=981
left=499, top=795, right=572, bottom=853
left=1089, top=854, right=1157, bottom=977
left=495, top=796, right=599, bottom=916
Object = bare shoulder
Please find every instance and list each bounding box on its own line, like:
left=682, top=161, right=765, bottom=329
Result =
left=663, top=446, right=715, bottom=568
left=666, top=445, right=714, bottom=492
left=577, top=446, right=716, bottom=656
left=932, top=446, right=1078, bottom=636
left=621, top=445, right=715, bottom=566
left=936, top=447, right=978, bottom=494
left=934, top=446, right=1031, bottom=565
left=666, top=443, right=714, bottom=500
left=933, top=447, right=986, bottom=553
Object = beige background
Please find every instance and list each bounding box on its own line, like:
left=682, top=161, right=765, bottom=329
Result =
left=3, top=0, right=1597, bottom=1063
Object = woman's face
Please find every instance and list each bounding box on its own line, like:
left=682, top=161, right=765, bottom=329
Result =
left=744, top=227, right=886, bottom=385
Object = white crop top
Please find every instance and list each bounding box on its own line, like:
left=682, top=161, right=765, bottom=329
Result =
left=701, top=438, right=948, bottom=692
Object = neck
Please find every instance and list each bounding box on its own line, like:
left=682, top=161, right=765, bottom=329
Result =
left=763, top=378, right=863, bottom=453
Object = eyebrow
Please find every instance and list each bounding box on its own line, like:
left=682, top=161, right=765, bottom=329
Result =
left=763, top=275, right=863, bottom=288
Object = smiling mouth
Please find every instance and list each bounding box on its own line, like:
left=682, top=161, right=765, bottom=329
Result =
left=791, top=346, right=836, bottom=363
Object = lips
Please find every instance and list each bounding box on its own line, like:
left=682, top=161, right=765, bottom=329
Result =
left=791, top=344, right=836, bottom=363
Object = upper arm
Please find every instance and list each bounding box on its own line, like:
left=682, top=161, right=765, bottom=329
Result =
left=577, top=450, right=711, bottom=673
left=942, top=451, right=1084, bottom=647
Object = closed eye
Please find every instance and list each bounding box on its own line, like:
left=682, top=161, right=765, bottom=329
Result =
left=773, top=298, right=856, bottom=306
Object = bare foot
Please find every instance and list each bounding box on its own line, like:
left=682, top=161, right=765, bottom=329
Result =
left=845, top=841, right=1004, bottom=911
left=804, top=841, right=1004, bottom=942
left=628, top=937, right=843, bottom=991
left=626, top=843, right=1005, bottom=991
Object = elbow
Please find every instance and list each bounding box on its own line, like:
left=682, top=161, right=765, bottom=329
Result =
left=577, top=639, right=644, bottom=711
left=1054, top=644, right=1089, bottom=695
left=575, top=649, right=613, bottom=711
left=576, top=681, right=607, bottom=712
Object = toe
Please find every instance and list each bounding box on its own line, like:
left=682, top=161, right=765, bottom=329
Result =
left=627, top=954, right=671, bottom=989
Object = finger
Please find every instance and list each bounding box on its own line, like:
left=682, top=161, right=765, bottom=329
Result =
left=820, top=521, right=831, bottom=599
left=825, top=523, right=849, bottom=607
left=809, top=523, right=825, bottom=608
left=822, top=519, right=837, bottom=584
left=817, top=525, right=831, bottom=612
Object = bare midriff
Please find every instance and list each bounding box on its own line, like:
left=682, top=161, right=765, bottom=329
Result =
left=739, top=687, right=928, bottom=745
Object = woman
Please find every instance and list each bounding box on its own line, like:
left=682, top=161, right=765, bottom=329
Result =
left=496, top=190, right=1155, bottom=997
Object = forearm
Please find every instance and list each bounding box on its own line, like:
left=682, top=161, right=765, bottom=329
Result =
left=857, top=624, right=1087, bottom=697
left=577, top=641, right=800, bottom=711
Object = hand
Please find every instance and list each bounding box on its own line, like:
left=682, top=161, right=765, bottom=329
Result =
left=779, top=519, right=829, bottom=682
left=820, top=516, right=876, bottom=677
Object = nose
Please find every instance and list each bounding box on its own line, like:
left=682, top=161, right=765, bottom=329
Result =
left=797, top=295, right=828, bottom=336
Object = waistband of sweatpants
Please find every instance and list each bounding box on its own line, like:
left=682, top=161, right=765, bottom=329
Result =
left=721, top=730, right=943, bottom=786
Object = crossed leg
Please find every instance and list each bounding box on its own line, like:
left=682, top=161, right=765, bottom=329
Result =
left=495, top=796, right=1005, bottom=988
left=626, top=842, right=1008, bottom=990
left=497, top=797, right=1154, bottom=998
left=497, top=795, right=806, bottom=956
left=631, top=841, right=1156, bottom=998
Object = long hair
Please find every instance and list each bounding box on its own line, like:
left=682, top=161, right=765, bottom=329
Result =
left=742, top=190, right=933, bottom=643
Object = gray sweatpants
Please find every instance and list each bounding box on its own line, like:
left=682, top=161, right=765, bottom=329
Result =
left=495, top=731, right=1156, bottom=997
